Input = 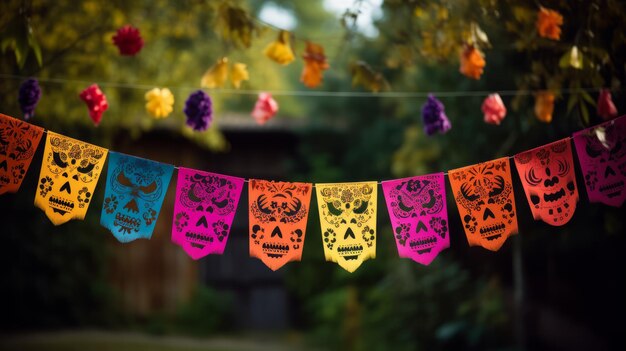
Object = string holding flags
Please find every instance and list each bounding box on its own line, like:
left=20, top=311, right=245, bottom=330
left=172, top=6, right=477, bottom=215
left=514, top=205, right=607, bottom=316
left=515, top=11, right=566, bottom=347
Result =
left=0, top=112, right=624, bottom=272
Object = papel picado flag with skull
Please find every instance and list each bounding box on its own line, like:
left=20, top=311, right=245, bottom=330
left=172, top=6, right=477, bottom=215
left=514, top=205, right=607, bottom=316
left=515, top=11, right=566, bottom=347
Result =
left=1, top=112, right=625, bottom=272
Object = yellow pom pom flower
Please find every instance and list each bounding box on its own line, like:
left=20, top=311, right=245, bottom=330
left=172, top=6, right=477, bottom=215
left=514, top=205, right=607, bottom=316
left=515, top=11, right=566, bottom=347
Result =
left=145, top=88, right=174, bottom=119
left=264, top=30, right=295, bottom=65
left=201, top=57, right=229, bottom=88
left=230, top=62, right=249, bottom=89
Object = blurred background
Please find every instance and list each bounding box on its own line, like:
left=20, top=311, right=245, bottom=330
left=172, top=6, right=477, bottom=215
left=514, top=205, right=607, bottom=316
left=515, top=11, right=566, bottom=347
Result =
left=1, top=0, right=625, bottom=350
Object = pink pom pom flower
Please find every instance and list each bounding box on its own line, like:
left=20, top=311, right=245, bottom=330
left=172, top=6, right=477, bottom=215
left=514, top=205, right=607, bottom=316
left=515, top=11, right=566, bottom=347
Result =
left=251, top=92, right=278, bottom=125
left=597, top=89, right=618, bottom=121
left=481, top=93, right=507, bottom=125
left=80, top=84, right=108, bottom=126
left=112, top=25, right=144, bottom=56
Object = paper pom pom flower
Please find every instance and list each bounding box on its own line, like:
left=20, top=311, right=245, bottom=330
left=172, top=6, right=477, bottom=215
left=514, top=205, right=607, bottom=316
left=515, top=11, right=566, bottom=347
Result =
left=534, top=91, right=555, bottom=123
left=18, top=78, right=41, bottom=120
left=459, top=44, right=485, bottom=80
left=251, top=92, right=278, bottom=125
left=597, top=89, right=618, bottom=121
left=184, top=90, right=212, bottom=131
left=482, top=93, right=507, bottom=125
left=145, top=88, right=174, bottom=119
left=422, top=94, right=451, bottom=135
left=79, top=84, right=108, bottom=126
left=112, top=25, right=144, bottom=56
left=230, top=62, right=249, bottom=89
left=264, top=30, right=295, bottom=65
left=301, top=41, right=329, bottom=88
left=201, top=57, right=229, bottom=89
left=536, top=7, right=563, bottom=40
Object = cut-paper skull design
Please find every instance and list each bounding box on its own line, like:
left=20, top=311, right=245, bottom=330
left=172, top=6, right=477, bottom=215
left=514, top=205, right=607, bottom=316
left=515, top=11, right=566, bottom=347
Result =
left=448, top=158, right=518, bottom=251
left=316, top=182, right=377, bottom=272
left=100, top=152, right=173, bottom=242
left=573, top=116, right=626, bottom=207
left=249, top=180, right=312, bottom=271
left=0, top=114, right=44, bottom=195
left=172, top=167, right=244, bottom=259
left=514, top=139, right=579, bottom=226
left=34, top=132, right=108, bottom=225
left=382, top=173, right=449, bottom=265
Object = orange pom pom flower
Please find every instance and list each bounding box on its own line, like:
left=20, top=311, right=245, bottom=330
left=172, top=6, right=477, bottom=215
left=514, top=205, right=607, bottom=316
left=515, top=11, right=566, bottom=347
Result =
left=534, top=91, right=555, bottom=123
left=301, top=41, right=329, bottom=88
left=459, top=44, right=485, bottom=80
left=536, top=7, right=563, bottom=40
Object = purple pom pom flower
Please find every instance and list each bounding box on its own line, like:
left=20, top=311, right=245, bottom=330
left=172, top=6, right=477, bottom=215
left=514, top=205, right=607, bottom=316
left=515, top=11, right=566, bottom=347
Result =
left=18, top=78, right=41, bottom=120
left=421, top=94, right=451, bottom=136
left=184, top=90, right=213, bottom=131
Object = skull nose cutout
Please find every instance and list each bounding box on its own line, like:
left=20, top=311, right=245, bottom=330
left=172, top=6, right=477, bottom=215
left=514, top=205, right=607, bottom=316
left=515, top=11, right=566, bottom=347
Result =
left=271, top=226, right=283, bottom=238
left=415, top=221, right=428, bottom=233
left=483, top=208, right=495, bottom=220
left=605, top=166, right=616, bottom=177
left=124, top=198, right=139, bottom=213
left=196, top=215, right=208, bottom=228
left=0, top=160, right=7, bottom=171
left=60, top=181, right=71, bottom=194
left=344, top=227, right=356, bottom=239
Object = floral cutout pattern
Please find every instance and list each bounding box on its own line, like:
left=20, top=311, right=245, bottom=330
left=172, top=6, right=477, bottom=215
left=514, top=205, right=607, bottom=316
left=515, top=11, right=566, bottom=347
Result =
left=0, top=114, right=44, bottom=195
left=249, top=180, right=312, bottom=271
left=382, top=173, right=449, bottom=265
left=34, top=132, right=108, bottom=225
left=448, top=158, right=518, bottom=251
left=100, top=152, right=173, bottom=242
left=316, top=182, right=377, bottom=273
left=172, top=168, right=244, bottom=260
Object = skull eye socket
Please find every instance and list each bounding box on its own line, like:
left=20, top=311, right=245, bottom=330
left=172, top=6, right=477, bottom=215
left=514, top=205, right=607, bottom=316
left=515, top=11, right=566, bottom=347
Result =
left=77, top=163, right=95, bottom=174
left=397, top=195, right=414, bottom=212
left=488, top=176, right=505, bottom=198
left=117, top=171, right=134, bottom=187
left=525, top=168, right=541, bottom=186
left=460, top=183, right=479, bottom=202
left=353, top=199, right=368, bottom=214
left=139, top=181, right=157, bottom=194
left=556, top=159, right=570, bottom=177
left=53, top=151, right=68, bottom=168
left=327, top=202, right=343, bottom=216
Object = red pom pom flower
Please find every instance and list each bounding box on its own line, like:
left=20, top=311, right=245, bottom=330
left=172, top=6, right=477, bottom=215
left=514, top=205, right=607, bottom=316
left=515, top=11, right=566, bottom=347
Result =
left=251, top=92, right=278, bottom=125
left=597, top=89, right=618, bottom=121
left=481, top=93, right=507, bottom=125
left=112, top=25, right=144, bottom=56
left=80, top=84, right=108, bottom=126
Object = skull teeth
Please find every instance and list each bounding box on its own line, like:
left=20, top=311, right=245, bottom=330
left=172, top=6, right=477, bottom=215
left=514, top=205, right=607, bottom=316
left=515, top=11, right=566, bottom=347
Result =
left=479, top=223, right=505, bottom=236
left=185, top=231, right=212, bottom=246
left=262, top=242, right=290, bottom=256
left=337, top=244, right=363, bottom=256
left=543, top=188, right=566, bottom=202
left=599, top=180, right=624, bottom=196
left=48, top=195, right=75, bottom=211
left=114, top=212, right=140, bottom=231
left=409, top=237, right=437, bottom=251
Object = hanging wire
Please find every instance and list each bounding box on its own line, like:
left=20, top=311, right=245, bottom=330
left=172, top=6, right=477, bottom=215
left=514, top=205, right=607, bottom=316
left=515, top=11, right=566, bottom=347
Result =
left=37, top=128, right=574, bottom=186
left=0, top=73, right=606, bottom=98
